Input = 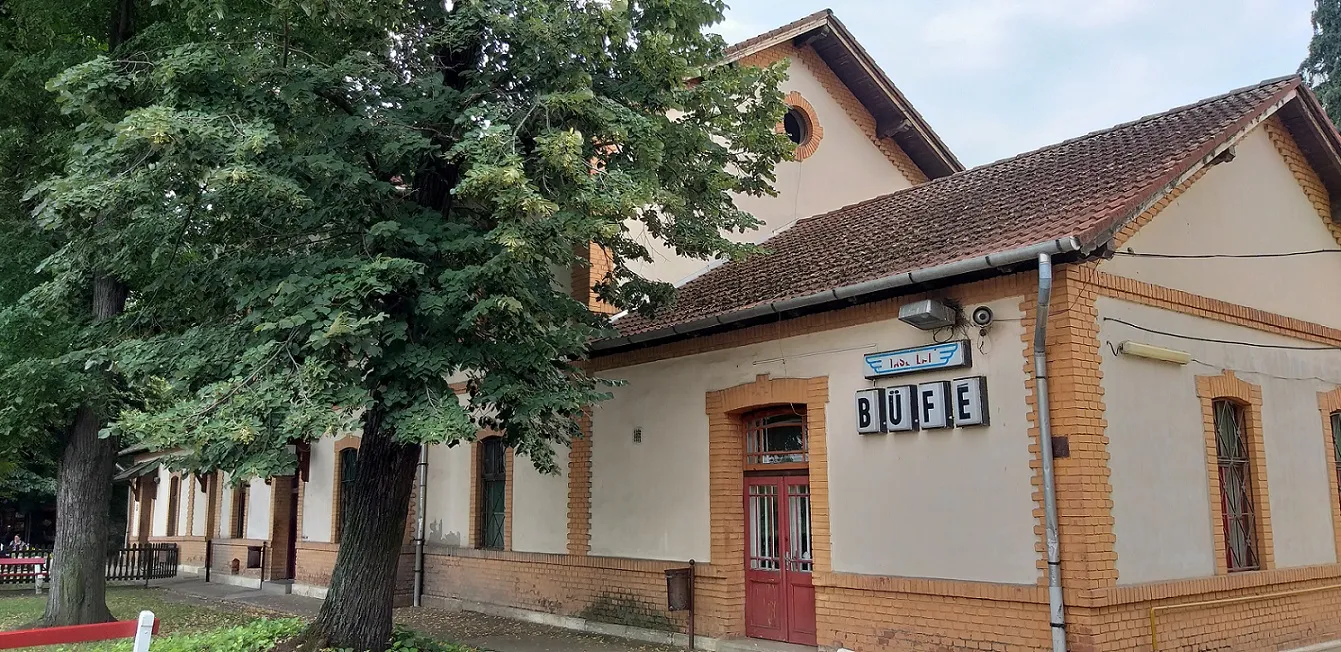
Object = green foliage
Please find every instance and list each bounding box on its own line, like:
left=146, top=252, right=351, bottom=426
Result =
left=69, top=618, right=306, bottom=651
left=0, top=0, right=137, bottom=491
left=1303, top=0, right=1341, bottom=126
left=18, top=0, right=790, bottom=480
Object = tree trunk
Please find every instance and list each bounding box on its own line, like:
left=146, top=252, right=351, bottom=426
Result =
left=299, top=409, right=419, bottom=651
left=39, top=275, right=127, bottom=627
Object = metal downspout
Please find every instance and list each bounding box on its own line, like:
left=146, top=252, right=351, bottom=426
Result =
left=413, top=445, right=428, bottom=607
left=1034, top=253, right=1067, bottom=652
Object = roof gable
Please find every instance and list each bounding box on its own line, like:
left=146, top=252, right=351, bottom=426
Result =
left=601, top=76, right=1328, bottom=351
left=724, top=10, right=962, bottom=180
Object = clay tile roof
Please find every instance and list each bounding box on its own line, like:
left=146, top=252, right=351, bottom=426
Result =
left=612, top=76, right=1301, bottom=341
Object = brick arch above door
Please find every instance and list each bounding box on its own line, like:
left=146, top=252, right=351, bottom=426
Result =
left=704, top=374, right=830, bottom=637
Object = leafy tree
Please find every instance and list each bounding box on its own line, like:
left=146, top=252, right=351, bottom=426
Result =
left=0, top=0, right=159, bottom=626
left=36, top=0, right=789, bottom=648
left=1303, top=0, right=1341, bottom=125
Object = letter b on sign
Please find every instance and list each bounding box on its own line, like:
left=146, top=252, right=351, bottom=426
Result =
left=855, top=388, right=885, bottom=434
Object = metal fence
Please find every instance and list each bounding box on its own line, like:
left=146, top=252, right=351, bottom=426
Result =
left=0, top=543, right=179, bottom=585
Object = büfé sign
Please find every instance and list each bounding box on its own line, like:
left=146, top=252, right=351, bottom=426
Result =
left=854, top=377, right=989, bottom=434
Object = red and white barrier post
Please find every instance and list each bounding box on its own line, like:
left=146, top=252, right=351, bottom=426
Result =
left=133, top=610, right=155, bottom=652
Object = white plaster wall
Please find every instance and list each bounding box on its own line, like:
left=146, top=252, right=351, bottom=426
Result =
left=1099, top=126, right=1341, bottom=330
left=191, top=478, right=208, bottom=537
left=218, top=472, right=233, bottom=538
left=1102, top=298, right=1341, bottom=584
left=175, top=477, right=190, bottom=536
left=246, top=479, right=272, bottom=541
left=591, top=297, right=1039, bottom=583
left=302, top=436, right=336, bottom=543
left=424, top=442, right=473, bottom=547
left=624, top=52, right=915, bottom=287
left=511, top=443, right=570, bottom=554
left=128, top=492, right=139, bottom=539
left=151, top=467, right=170, bottom=538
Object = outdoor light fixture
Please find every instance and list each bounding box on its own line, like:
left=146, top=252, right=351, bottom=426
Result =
left=1118, top=341, right=1191, bottom=365
left=898, top=299, right=956, bottom=330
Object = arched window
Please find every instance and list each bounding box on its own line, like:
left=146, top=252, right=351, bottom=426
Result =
left=743, top=407, right=808, bottom=470
left=336, top=447, right=358, bottom=543
left=1213, top=399, right=1259, bottom=572
left=165, top=476, right=180, bottom=537
left=477, top=438, right=507, bottom=550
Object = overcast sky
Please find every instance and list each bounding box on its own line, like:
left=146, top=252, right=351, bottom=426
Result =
left=715, top=0, right=1317, bottom=167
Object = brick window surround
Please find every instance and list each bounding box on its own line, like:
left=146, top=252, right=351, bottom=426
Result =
left=780, top=91, right=823, bottom=161
left=1196, top=371, right=1273, bottom=574
left=468, top=433, right=513, bottom=551
left=1318, top=387, right=1341, bottom=560
left=704, top=374, right=830, bottom=637
left=331, top=436, right=361, bottom=544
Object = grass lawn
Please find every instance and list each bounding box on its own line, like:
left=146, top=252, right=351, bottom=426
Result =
left=0, top=587, right=472, bottom=651
left=0, top=586, right=275, bottom=634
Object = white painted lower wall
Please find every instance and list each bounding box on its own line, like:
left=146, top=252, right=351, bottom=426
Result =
left=511, top=443, right=570, bottom=554
left=590, top=296, right=1040, bottom=584
left=151, top=467, right=170, bottom=538
left=191, top=478, right=208, bottom=537
left=1101, top=297, right=1341, bottom=584
left=424, top=442, right=472, bottom=547
left=302, top=436, right=336, bottom=543
left=246, top=479, right=272, bottom=541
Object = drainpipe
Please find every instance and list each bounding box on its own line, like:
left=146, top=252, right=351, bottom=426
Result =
left=413, top=445, right=428, bottom=607
left=1034, top=253, right=1067, bottom=652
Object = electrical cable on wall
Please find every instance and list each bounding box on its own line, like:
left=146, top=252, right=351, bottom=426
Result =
left=1113, top=248, right=1341, bottom=260
left=1102, top=317, right=1341, bottom=351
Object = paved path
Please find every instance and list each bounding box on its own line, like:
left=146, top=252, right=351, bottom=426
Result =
left=158, top=578, right=683, bottom=652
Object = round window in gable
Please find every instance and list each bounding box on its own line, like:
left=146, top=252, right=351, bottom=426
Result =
left=779, top=92, right=823, bottom=161
left=784, top=107, right=811, bottom=145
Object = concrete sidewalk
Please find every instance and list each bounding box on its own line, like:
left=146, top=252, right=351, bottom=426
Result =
left=159, top=577, right=683, bottom=652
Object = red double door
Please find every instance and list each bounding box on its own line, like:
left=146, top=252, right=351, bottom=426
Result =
left=744, top=474, right=816, bottom=646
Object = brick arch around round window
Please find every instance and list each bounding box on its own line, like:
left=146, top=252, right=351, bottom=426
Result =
left=703, top=373, right=829, bottom=637
left=780, top=91, right=824, bottom=161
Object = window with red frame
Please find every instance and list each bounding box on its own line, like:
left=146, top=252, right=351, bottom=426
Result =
left=744, top=407, right=807, bottom=470
left=1214, top=399, right=1259, bottom=572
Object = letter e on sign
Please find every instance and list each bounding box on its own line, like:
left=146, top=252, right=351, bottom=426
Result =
left=952, top=376, right=989, bottom=427
left=855, top=388, right=885, bottom=434
left=918, top=381, right=952, bottom=429
left=884, top=385, right=918, bottom=432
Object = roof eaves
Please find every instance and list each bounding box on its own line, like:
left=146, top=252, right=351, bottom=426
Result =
left=1082, top=78, right=1301, bottom=251
left=821, top=14, right=963, bottom=173
left=592, top=237, right=1082, bottom=352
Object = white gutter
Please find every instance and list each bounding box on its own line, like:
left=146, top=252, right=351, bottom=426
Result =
left=591, top=237, right=1083, bottom=351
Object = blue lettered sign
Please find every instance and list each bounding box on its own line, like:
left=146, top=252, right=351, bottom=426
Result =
left=863, top=341, right=972, bottom=379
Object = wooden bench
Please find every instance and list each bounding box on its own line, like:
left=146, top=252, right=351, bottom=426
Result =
left=0, top=558, right=46, bottom=594
left=0, top=611, right=158, bottom=651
